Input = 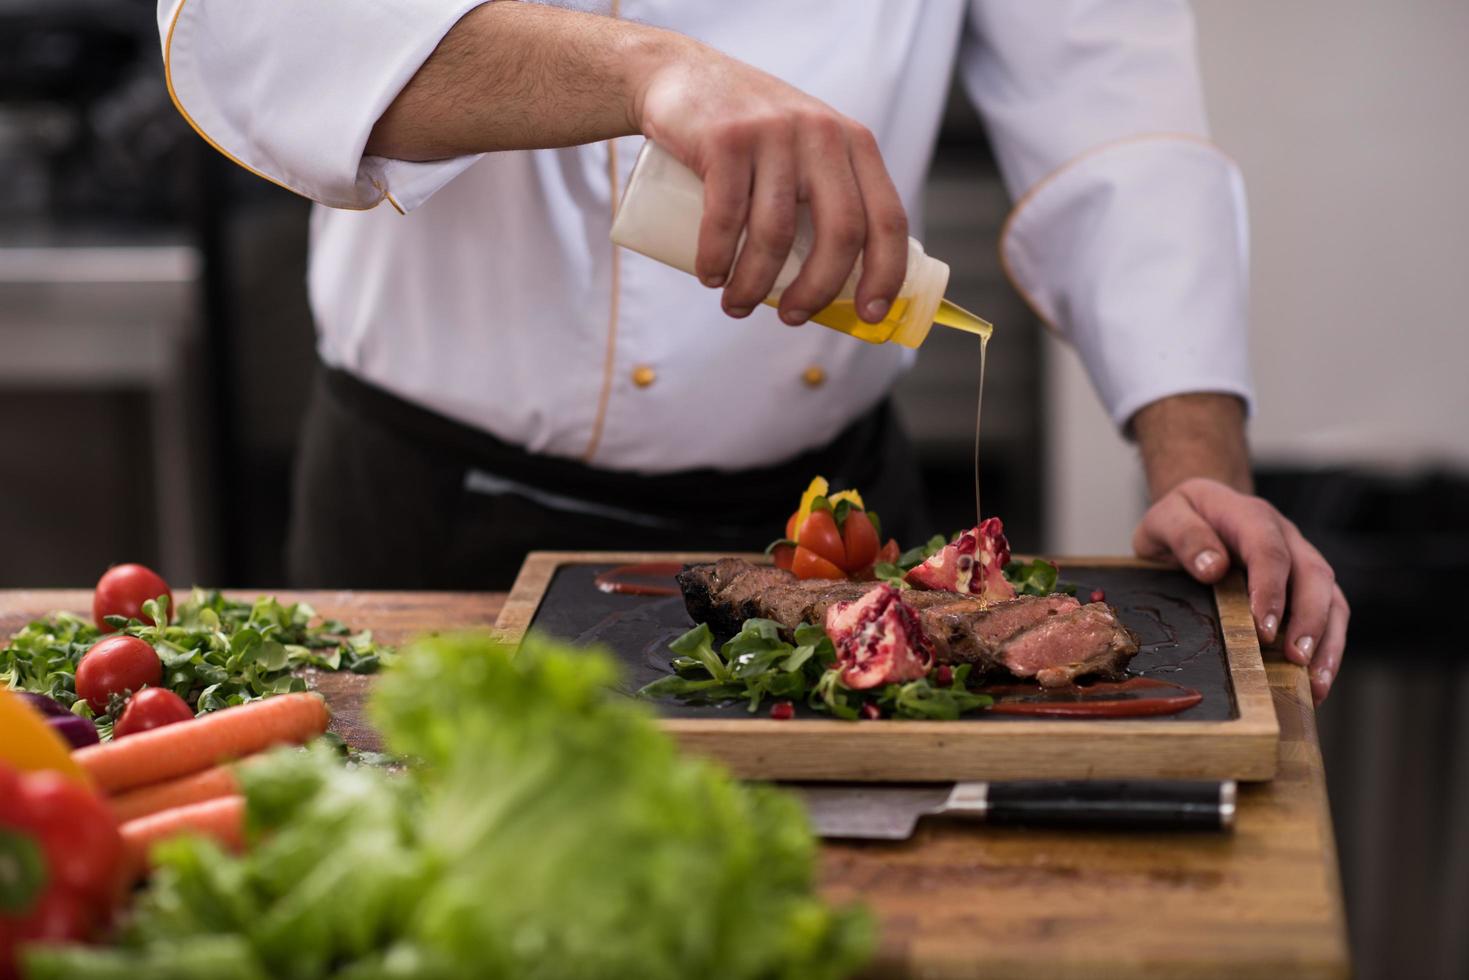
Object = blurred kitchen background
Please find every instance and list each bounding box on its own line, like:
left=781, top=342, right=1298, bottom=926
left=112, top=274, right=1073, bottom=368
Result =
left=1, top=1, right=1465, bottom=976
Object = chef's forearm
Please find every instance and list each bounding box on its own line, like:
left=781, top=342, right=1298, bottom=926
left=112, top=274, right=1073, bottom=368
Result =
left=1131, top=394, right=1253, bottom=499
left=366, top=2, right=689, bottom=161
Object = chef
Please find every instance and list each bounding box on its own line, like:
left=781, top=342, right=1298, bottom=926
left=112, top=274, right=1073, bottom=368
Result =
left=155, top=0, right=1346, bottom=701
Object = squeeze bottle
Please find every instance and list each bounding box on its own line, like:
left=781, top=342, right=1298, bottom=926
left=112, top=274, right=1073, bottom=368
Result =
left=610, top=140, right=991, bottom=349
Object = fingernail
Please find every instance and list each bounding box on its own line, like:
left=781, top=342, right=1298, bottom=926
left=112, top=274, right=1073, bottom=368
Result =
left=1296, top=635, right=1315, bottom=662
left=782, top=309, right=810, bottom=326
left=1262, top=613, right=1278, bottom=639
left=725, top=305, right=751, bottom=318
left=864, top=298, right=890, bottom=322
left=1194, top=549, right=1222, bottom=576
left=702, top=274, right=725, bottom=288
left=1314, top=667, right=1331, bottom=687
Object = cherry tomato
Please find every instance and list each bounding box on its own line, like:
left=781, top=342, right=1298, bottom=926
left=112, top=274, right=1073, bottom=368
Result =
left=876, top=539, right=900, bottom=566
left=784, top=512, right=798, bottom=541
left=93, top=563, right=172, bottom=631
left=13, top=771, right=123, bottom=905
left=75, top=636, right=162, bottom=713
left=771, top=542, right=796, bottom=572
left=841, top=511, right=880, bottom=571
left=796, top=510, right=847, bottom=568
left=113, top=688, right=194, bottom=739
left=792, top=546, right=845, bottom=581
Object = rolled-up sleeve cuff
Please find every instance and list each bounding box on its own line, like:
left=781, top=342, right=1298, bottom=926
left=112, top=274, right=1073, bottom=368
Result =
left=163, top=0, right=490, bottom=211
left=999, top=135, right=1254, bottom=430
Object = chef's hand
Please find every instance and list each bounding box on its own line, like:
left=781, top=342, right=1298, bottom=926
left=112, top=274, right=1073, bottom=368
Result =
left=1129, top=395, right=1347, bottom=705
left=632, top=39, right=908, bottom=326
left=367, top=4, right=906, bottom=326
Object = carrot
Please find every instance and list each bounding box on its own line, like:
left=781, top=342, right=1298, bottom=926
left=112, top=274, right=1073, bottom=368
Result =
left=120, top=795, right=246, bottom=878
left=108, top=763, right=241, bottom=823
left=75, top=692, right=330, bottom=794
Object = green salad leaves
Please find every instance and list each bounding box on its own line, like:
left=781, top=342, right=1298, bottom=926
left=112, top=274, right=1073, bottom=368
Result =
left=639, top=618, right=992, bottom=721
left=27, top=632, right=871, bottom=980
left=0, top=590, right=388, bottom=736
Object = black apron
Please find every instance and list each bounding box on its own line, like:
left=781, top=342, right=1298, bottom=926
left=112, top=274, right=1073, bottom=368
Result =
left=286, top=366, right=929, bottom=590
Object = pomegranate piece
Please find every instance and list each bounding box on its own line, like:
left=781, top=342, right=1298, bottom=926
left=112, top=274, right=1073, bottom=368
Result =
left=860, top=702, right=883, bottom=721
left=1090, top=588, right=1106, bottom=603
left=824, top=584, right=935, bottom=690
left=905, top=517, right=1017, bottom=602
left=770, top=701, right=795, bottom=720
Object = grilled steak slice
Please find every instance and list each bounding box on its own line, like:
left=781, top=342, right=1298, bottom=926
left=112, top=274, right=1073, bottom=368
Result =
left=679, top=559, right=869, bottom=635
left=919, top=593, right=1081, bottom=665
left=997, top=603, right=1139, bottom=687
left=678, top=559, right=1140, bottom=684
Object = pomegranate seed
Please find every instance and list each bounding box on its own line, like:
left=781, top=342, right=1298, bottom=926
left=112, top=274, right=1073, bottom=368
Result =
left=934, top=665, right=954, bottom=687
left=770, top=701, right=795, bottom=720
left=1089, top=589, right=1106, bottom=603
left=860, top=702, right=882, bottom=720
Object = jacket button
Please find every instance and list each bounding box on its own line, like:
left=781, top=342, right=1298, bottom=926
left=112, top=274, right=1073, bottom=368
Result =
left=802, top=365, right=826, bottom=388
left=631, top=365, right=657, bottom=388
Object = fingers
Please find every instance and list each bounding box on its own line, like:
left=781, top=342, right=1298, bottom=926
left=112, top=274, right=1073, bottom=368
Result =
left=1140, top=479, right=1350, bottom=700
left=776, top=118, right=866, bottom=325
left=705, top=114, right=903, bottom=326
left=1130, top=493, right=1231, bottom=584
left=1280, top=522, right=1336, bottom=669
left=1234, top=516, right=1291, bottom=646
left=847, top=124, right=908, bottom=323
left=720, top=135, right=797, bottom=317
left=1183, top=482, right=1290, bottom=645
left=1310, top=585, right=1350, bottom=704
left=694, top=147, right=752, bottom=288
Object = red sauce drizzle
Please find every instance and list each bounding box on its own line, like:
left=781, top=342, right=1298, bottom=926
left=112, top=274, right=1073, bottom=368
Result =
left=593, top=562, right=684, bottom=597
left=982, top=677, right=1203, bottom=718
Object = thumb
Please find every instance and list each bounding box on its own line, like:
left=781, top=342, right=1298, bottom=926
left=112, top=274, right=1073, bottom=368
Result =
left=1133, top=493, right=1231, bottom=584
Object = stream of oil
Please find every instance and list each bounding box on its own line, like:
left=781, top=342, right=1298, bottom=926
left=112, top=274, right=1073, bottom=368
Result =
left=933, top=299, right=993, bottom=523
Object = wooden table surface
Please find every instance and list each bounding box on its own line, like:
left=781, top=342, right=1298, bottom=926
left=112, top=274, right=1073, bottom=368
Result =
left=1, top=590, right=1350, bottom=979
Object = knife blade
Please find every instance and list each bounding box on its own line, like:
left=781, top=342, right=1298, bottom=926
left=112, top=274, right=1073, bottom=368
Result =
left=791, top=780, right=1236, bottom=839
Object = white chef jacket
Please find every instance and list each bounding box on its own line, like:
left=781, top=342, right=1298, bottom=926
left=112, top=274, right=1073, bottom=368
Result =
left=156, top=0, right=1251, bottom=474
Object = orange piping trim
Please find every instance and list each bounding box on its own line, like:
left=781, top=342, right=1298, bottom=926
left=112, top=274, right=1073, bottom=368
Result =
left=995, top=132, right=1237, bottom=334
left=581, top=0, right=623, bottom=463
left=164, top=0, right=390, bottom=212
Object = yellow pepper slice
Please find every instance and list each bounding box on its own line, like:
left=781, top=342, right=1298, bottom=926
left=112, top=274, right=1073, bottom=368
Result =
left=793, top=476, right=830, bottom=539
left=828, top=489, right=865, bottom=511
left=0, top=688, right=91, bottom=784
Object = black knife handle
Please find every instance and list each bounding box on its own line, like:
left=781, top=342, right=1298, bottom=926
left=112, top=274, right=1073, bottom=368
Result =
left=953, top=780, right=1234, bottom=831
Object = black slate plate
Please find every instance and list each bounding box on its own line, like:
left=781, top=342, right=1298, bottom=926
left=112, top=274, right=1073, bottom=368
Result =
left=527, top=563, right=1237, bottom=722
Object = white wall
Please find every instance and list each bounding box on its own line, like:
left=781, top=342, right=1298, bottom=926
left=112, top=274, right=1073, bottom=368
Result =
left=1045, top=0, right=1469, bottom=553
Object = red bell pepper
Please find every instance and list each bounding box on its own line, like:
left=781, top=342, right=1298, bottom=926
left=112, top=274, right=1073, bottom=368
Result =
left=0, top=762, right=123, bottom=979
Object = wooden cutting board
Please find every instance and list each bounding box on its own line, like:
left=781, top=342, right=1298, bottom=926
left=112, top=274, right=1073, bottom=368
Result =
left=497, top=551, right=1279, bottom=782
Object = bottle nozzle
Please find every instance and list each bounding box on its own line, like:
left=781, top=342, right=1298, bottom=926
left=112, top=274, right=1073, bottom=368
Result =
left=934, top=300, right=994, bottom=341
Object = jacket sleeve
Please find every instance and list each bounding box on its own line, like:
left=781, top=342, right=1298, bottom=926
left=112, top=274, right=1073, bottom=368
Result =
left=962, top=0, right=1252, bottom=430
left=157, top=0, right=491, bottom=212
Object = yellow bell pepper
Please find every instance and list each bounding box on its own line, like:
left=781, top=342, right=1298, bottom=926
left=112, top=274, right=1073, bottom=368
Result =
left=793, top=476, right=830, bottom=538
left=0, top=688, right=90, bottom=784
left=792, top=478, right=868, bottom=540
